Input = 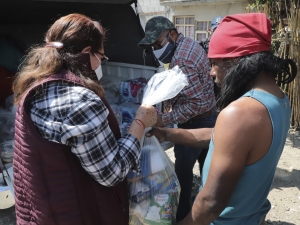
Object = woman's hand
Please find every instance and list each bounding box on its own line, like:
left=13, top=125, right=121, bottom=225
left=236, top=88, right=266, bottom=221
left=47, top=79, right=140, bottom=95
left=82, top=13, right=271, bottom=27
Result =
left=134, top=105, right=157, bottom=128
left=146, top=127, right=167, bottom=143
left=127, top=105, right=157, bottom=141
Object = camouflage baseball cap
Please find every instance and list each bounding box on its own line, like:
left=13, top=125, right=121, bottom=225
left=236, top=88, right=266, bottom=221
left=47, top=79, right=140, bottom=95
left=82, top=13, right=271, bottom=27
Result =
left=138, top=16, right=175, bottom=48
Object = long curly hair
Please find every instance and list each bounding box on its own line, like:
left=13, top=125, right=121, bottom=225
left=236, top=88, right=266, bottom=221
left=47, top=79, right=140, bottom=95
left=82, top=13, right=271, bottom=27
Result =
left=13, top=13, right=106, bottom=105
left=218, top=51, right=297, bottom=109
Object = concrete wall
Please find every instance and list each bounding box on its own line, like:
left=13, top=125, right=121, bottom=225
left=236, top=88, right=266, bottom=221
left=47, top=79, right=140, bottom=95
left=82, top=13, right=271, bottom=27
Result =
left=136, top=0, right=248, bottom=33
left=137, top=0, right=168, bottom=29
left=168, top=3, right=248, bottom=21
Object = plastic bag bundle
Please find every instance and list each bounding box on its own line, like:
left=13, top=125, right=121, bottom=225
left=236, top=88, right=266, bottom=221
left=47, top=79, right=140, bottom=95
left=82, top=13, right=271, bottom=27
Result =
left=128, top=130, right=180, bottom=225
left=128, top=66, right=188, bottom=225
left=141, top=65, right=188, bottom=106
left=0, top=140, right=14, bottom=163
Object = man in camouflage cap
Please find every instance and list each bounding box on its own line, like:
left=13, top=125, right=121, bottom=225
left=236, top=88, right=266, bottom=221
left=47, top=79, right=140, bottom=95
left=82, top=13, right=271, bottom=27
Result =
left=138, top=16, right=175, bottom=47
left=139, top=16, right=217, bottom=222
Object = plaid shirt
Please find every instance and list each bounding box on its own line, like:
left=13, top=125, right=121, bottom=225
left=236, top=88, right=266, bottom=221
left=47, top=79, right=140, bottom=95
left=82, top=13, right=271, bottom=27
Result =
left=162, top=33, right=216, bottom=125
left=29, top=81, right=141, bottom=187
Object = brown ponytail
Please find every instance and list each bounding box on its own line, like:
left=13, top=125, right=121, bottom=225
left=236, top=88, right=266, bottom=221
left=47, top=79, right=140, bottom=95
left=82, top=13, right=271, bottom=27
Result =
left=13, top=13, right=106, bottom=105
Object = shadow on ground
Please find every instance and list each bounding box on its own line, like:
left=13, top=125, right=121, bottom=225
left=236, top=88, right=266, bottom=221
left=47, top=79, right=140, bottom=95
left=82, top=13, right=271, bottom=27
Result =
left=286, top=132, right=300, bottom=148
left=0, top=206, right=15, bottom=225
left=271, top=167, right=300, bottom=191
left=264, top=220, right=296, bottom=225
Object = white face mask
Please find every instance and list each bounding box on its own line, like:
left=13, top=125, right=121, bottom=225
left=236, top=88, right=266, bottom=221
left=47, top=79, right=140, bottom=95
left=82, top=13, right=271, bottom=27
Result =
left=152, top=42, right=176, bottom=64
left=94, top=53, right=103, bottom=81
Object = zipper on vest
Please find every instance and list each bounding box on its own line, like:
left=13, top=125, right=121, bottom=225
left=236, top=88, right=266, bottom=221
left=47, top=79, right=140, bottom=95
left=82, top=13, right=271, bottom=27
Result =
left=113, top=187, right=125, bottom=211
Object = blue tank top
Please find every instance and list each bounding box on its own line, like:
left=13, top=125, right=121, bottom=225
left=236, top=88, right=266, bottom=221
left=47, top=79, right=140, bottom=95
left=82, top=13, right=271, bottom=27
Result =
left=201, top=89, right=291, bottom=225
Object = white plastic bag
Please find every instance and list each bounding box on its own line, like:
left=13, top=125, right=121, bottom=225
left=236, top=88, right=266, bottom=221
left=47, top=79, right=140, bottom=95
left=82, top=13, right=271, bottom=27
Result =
left=128, top=129, right=181, bottom=225
left=128, top=66, right=187, bottom=225
left=142, top=65, right=188, bottom=106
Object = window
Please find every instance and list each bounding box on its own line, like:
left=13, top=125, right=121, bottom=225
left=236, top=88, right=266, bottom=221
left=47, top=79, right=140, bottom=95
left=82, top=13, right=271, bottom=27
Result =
left=174, top=16, right=195, bottom=39
left=195, top=21, right=210, bottom=42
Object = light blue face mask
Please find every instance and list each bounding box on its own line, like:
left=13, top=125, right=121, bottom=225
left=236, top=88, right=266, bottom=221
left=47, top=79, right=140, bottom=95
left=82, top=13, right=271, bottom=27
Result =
left=152, top=42, right=176, bottom=64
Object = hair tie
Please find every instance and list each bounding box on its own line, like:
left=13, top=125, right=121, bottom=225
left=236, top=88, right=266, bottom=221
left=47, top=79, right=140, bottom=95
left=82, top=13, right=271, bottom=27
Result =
left=45, top=42, right=64, bottom=49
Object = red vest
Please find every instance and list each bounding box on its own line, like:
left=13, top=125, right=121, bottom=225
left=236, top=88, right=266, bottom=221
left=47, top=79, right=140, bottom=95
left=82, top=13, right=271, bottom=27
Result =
left=13, top=69, right=129, bottom=225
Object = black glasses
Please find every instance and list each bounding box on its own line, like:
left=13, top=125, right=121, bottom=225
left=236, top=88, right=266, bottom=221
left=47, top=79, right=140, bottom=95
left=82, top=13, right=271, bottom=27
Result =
left=152, top=32, right=170, bottom=50
left=97, top=51, right=109, bottom=65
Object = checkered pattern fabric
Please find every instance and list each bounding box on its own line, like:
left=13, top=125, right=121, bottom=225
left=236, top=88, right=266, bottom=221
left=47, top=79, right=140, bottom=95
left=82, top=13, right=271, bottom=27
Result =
left=162, top=33, right=216, bottom=125
left=29, top=81, right=141, bottom=187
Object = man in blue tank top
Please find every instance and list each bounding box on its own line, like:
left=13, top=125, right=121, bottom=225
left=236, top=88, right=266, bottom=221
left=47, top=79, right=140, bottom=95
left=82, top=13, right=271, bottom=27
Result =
left=147, top=13, right=297, bottom=225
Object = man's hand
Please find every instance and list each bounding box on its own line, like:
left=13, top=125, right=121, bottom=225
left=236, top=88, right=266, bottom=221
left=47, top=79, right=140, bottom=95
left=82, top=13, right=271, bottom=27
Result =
left=153, top=113, right=165, bottom=127
left=146, top=127, right=167, bottom=143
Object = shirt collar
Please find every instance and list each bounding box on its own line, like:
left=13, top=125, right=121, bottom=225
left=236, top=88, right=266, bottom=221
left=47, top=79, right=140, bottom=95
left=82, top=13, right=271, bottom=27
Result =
left=175, top=33, right=184, bottom=45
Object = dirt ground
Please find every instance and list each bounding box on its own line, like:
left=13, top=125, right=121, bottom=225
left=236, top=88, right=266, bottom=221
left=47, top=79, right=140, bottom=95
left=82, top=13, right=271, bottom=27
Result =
left=0, top=131, right=299, bottom=225
left=264, top=131, right=300, bottom=225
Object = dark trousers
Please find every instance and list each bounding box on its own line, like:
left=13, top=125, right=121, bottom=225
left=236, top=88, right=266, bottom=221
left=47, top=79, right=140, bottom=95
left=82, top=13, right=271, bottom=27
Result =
left=175, top=113, right=218, bottom=221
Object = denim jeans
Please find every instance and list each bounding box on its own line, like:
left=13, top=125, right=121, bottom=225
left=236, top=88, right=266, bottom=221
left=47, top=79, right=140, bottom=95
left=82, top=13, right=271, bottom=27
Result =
left=175, top=113, right=218, bottom=221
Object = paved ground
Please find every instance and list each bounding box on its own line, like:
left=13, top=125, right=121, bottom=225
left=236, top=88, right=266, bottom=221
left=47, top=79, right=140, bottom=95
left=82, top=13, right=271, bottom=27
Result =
left=0, top=132, right=299, bottom=225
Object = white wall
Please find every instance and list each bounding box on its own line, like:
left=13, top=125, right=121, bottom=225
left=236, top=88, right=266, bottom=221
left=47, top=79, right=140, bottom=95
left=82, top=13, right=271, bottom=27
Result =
left=137, top=0, right=168, bottom=29
left=136, top=1, right=248, bottom=32
left=168, top=3, right=247, bottom=21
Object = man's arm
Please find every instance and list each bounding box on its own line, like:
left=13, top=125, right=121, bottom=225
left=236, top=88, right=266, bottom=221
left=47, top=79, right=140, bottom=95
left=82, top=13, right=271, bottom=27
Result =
left=162, top=55, right=214, bottom=126
left=178, top=100, right=260, bottom=225
left=147, top=127, right=213, bottom=149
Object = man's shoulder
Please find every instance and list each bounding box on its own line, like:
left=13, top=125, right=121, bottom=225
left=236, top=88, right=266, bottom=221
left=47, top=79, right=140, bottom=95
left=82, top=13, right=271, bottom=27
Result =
left=179, top=35, right=203, bottom=50
left=224, top=97, right=267, bottom=113
left=175, top=36, right=207, bottom=63
left=218, top=97, right=269, bottom=129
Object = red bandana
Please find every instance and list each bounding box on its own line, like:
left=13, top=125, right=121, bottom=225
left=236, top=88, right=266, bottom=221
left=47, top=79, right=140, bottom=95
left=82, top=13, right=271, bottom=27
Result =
left=208, top=13, right=271, bottom=58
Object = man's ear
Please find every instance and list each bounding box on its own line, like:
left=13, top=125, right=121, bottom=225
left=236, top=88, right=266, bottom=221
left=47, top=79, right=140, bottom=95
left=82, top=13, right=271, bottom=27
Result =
left=169, top=29, right=178, bottom=43
left=81, top=46, right=91, bottom=53
left=233, top=57, right=241, bottom=64
left=222, top=57, right=240, bottom=68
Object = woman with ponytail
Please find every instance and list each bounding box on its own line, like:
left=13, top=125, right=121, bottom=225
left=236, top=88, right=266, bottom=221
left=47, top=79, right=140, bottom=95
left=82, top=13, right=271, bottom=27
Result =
left=13, top=13, right=156, bottom=225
